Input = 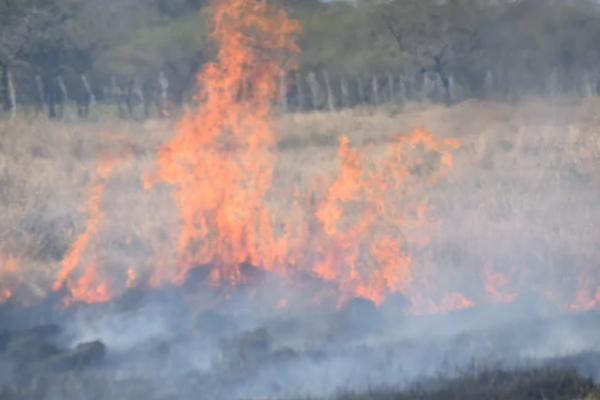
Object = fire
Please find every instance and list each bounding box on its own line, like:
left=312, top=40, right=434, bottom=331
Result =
left=569, top=269, right=600, bottom=311
left=0, top=254, right=20, bottom=303
left=484, top=262, right=519, bottom=304
left=441, top=292, right=475, bottom=312
left=126, top=268, right=137, bottom=288
left=10, top=0, right=600, bottom=317
left=310, top=131, right=459, bottom=307
left=66, top=262, right=110, bottom=305
left=144, top=0, right=301, bottom=285
left=1, top=289, right=11, bottom=302
left=54, top=150, right=132, bottom=305
left=141, top=0, right=466, bottom=311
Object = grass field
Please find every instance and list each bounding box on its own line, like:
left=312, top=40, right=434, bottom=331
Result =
left=3, top=98, right=600, bottom=400
left=1, top=98, right=600, bottom=307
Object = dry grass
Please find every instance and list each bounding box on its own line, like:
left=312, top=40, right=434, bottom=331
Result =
left=281, top=99, right=600, bottom=303
left=2, top=98, right=600, bottom=304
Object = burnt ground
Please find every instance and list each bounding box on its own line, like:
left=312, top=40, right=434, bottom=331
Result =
left=2, top=266, right=600, bottom=400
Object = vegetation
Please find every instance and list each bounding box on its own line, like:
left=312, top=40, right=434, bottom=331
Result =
left=3, top=0, right=600, bottom=115
left=2, top=99, right=600, bottom=307
left=2, top=0, right=600, bottom=398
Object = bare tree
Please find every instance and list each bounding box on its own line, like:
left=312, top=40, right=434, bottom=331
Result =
left=378, top=0, right=484, bottom=103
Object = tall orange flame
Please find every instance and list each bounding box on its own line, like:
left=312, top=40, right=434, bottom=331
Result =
left=139, top=0, right=470, bottom=311
left=145, top=0, right=301, bottom=285
left=0, top=0, right=470, bottom=314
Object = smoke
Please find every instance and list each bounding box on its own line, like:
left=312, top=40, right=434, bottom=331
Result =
left=2, top=270, right=585, bottom=400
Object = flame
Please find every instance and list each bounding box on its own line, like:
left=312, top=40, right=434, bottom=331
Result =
left=126, top=268, right=137, bottom=288
left=3, top=0, right=600, bottom=316
left=139, top=0, right=469, bottom=311
left=441, top=292, right=475, bottom=312
left=145, top=0, right=301, bottom=285
left=484, top=262, right=519, bottom=304
left=1, top=288, right=11, bottom=302
left=0, top=0, right=474, bottom=315
left=14, top=0, right=600, bottom=317
left=569, top=269, right=600, bottom=311
left=54, top=150, right=132, bottom=305
left=0, top=254, right=20, bottom=303
left=66, top=261, right=110, bottom=305
left=307, top=130, right=460, bottom=307
left=148, top=105, right=459, bottom=308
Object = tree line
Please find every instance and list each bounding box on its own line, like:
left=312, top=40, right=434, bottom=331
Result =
left=2, top=0, right=600, bottom=118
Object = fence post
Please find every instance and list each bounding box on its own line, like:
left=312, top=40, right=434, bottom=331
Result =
left=371, top=75, right=380, bottom=106
left=159, top=71, right=169, bottom=117
left=81, top=74, right=99, bottom=119
left=324, top=71, right=336, bottom=112
left=484, top=71, right=494, bottom=99
left=36, top=75, right=48, bottom=117
left=448, top=75, right=456, bottom=104
left=583, top=69, right=594, bottom=98
left=306, top=71, right=321, bottom=111
left=341, top=77, right=350, bottom=109
left=295, top=71, right=305, bottom=112
left=387, top=72, right=395, bottom=103
left=357, top=76, right=365, bottom=105
left=7, top=70, right=16, bottom=119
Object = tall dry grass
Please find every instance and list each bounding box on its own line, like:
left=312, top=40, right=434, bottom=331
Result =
left=1, top=98, right=600, bottom=304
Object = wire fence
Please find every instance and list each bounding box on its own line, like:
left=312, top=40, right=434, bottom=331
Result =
left=1, top=67, right=599, bottom=121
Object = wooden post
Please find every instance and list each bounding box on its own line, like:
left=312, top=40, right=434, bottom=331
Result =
left=324, top=71, right=336, bottom=112
left=422, top=73, right=431, bottom=101
left=7, top=70, right=16, bottom=119
left=36, top=75, right=48, bottom=117
left=341, top=78, right=350, bottom=109
left=484, top=71, right=494, bottom=99
left=295, top=71, right=305, bottom=112
left=306, top=71, right=321, bottom=110
left=387, top=72, right=395, bottom=102
left=583, top=70, right=594, bottom=98
left=357, top=76, right=365, bottom=105
left=159, top=71, right=169, bottom=117
left=371, top=75, right=380, bottom=105
left=81, top=74, right=98, bottom=118
left=448, top=75, right=456, bottom=104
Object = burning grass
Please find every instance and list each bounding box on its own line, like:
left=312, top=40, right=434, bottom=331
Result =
left=0, top=0, right=466, bottom=312
left=2, top=98, right=600, bottom=311
left=3, top=0, right=600, bottom=396
left=2, top=98, right=600, bottom=398
left=4, top=0, right=600, bottom=318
